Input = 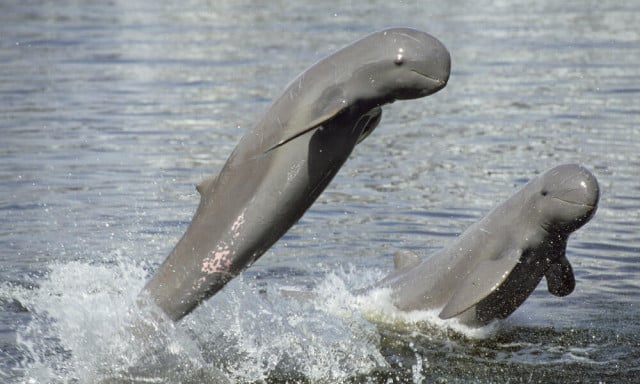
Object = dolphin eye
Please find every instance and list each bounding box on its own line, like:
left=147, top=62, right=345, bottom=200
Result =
left=541, top=190, right=548, bottom=196
left=394, top=48, right=404, bottom=65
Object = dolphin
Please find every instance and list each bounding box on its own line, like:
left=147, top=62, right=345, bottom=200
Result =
left=142, top=28, right=451, bottom=321
left=375, top=164, right=599, bottom=326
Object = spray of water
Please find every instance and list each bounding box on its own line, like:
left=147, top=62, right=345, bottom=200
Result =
left=3, top=255, right=498, bottom=383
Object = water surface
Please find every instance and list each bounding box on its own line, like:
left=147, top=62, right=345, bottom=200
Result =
left=1, top=0, right=639, bottom=382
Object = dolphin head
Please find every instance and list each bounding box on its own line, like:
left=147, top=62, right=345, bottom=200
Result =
left=529, top=164, right=600, bottom=234
left=348, top=28, right=451, bottom=102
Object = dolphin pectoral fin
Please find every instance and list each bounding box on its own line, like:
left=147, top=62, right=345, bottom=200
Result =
left=439, top=248, right=522, bottom=320
left=355, top=107, right=382, bottom=144
left=264, top=90, right=349, bottom=154
left=263, top=121, right=326, bottom=153
left=545, top=255, right=575, bottom=297
left=393, top=250, right=421, bottom=270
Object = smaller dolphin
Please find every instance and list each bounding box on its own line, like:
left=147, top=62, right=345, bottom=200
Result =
left=375, top=164, right=599, bottom=326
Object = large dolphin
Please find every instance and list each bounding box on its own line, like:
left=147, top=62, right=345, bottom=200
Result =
left=142, top=28, right=451, bottom=321
left=375, top=164, right=599, bottom=326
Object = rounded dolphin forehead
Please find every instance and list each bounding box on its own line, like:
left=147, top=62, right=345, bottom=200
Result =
left=539, top=165, right=599, bottom=195
left=522, top=166, right=599, bottom=229
left=542, top=164, right=590, bottom=182
left=377, top=28, right=449, bottom=58
left=333, top=28, right=450, bottom=83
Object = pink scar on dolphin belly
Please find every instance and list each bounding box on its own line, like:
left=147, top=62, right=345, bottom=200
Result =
left=198, top=211, right=246, bottom=277
left=231, top=211, right=246, bottom=239
left=201, top=249, right=232, bottom=274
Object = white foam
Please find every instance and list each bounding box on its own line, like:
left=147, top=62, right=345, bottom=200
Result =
left=313, top=268, right=500, bottom=340
left=187, top=273, right=388, bottom=382
left=8, top=256, right=226, bottom=383
left=6, top=258, right=499, bottom=383
left=6, top=259, right=390, bottom=383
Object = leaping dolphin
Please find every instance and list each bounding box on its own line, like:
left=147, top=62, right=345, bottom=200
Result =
left=142, top=28, right=451, bottom=321
left=375, top=164, right=599, bottom=326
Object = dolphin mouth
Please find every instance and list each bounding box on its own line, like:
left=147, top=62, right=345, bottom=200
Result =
left=550, top=184, right=598, bottom=208
left=552, top=197, right=596, bottom=208
left=411, top=69, right=448, bottom=88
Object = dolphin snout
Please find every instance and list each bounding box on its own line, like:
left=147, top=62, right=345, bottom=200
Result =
left=415, top=72, right=448, bottom=96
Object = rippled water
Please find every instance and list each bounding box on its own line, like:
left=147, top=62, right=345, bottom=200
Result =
left=1, top=0, right=639, bottom=383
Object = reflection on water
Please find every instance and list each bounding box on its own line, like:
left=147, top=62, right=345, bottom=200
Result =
left=1, top=0, right=639, bottom=383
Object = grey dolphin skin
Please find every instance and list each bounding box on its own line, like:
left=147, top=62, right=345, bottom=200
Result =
left=142, top=28, right=451, bottom=321
left=376, top=164, right=599, bottom=326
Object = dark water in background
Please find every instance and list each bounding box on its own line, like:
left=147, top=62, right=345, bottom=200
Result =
left=1, top=0, right=639, bottom=383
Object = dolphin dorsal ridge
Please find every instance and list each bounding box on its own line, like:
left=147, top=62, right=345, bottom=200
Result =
left=263, top=87, right=349, bottom=154
left=393, top=250, right=421, bottom=270
left=196, top=175, right=218, bottom=196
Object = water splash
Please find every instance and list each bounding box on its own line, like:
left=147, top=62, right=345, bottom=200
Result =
left=3, top=256, right=622, bottom=383
left=4, top=259, right=399, bottom=383
left=6, top=258, right=228, bottom=383
left=185, top=271, right=389, bottom=383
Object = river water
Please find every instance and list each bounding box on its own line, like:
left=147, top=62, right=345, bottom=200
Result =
left=1, top=0, right=638, bottom=383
